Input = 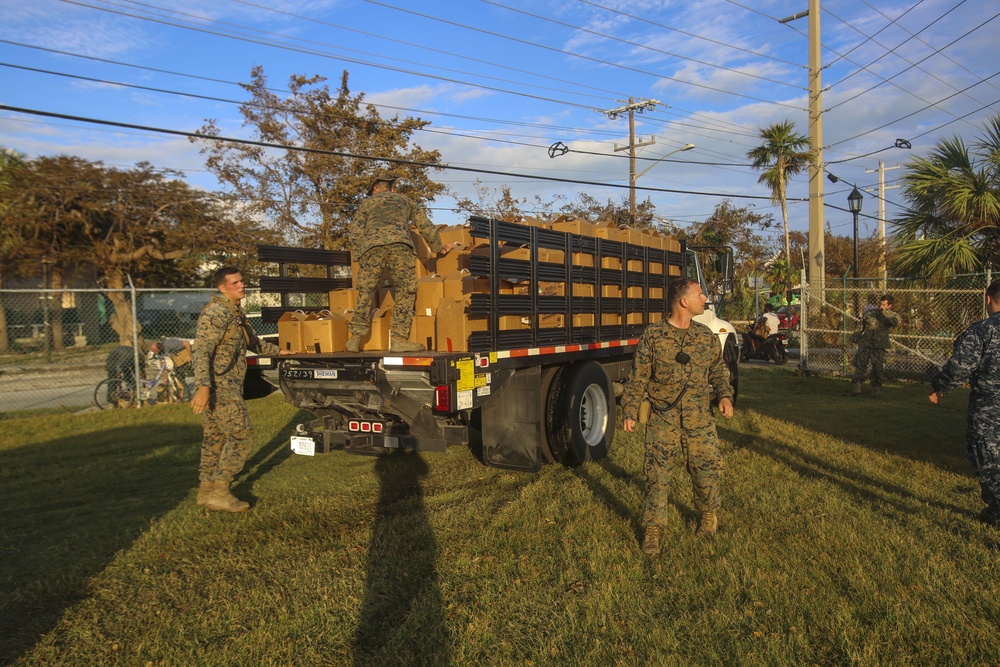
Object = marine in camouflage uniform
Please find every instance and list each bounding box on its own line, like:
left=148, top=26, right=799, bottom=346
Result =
left=929, top=279, right=1000, bottom=527
left=347, top=177, right=444, bottom=350
left=192, top=267, right=282, bottom=512
left=850, top=295, right=900, bottom=395
left=622, top=278, right=734, bottom=552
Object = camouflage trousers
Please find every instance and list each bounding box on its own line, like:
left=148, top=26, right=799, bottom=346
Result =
left=199, top=391, right=254, bottom=483
left=643, top=413, right=723, bottom=525
left=350, top=243, right=418, bottom=339
left=967, top=412, right=1000, bottom=515
left=852, top=346, right=888, bottom=386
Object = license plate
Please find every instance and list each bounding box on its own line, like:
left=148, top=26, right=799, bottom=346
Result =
left=281, top=368, right=338, bottom=380
left=290, top=435, right=316, bottom=456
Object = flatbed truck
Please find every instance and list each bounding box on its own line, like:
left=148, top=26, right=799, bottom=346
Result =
left=256, top=216, right=739, bottom=472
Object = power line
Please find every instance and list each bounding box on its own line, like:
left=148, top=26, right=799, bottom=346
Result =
left=575, top=0, right=803, bottom=68
left=360, top=0, right=803, bottom=109
left=0, top=103, right=791, bottom=202
left=483, top=0, right=802, bottom=90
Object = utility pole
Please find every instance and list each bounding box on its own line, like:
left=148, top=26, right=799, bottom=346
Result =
left=864, top=161, right=901, bottom=290
left=601, top=98, right=658, bottom=225
left=779, top=0, right=823, bottom=369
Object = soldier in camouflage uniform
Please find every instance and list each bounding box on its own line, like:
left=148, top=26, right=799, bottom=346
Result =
left=345, top=176, right=456, bottom=353
left=191, top=266, right=292, bottom=512
left=849, top=294, right=900, bottom=397
left=622, top=277, right=735, bottom=554
left=929, top=279, right=1000, bottom=528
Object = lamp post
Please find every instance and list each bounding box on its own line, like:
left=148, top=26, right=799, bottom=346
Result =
left=847, top=186, right=864, bottom=320
left=630, top=143, right=695, bottom=224
left=847, top=186, right=863, bottom=281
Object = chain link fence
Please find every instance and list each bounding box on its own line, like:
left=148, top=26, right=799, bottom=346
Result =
left=800, top=272, right=992, bottom=381
left=0, top=287, right=280, bottom=414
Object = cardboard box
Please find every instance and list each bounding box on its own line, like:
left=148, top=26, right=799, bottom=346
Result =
left=552, top=219, right=597, bottom=237
left=408, top=314, right=436, bottom=350
left=302, top=310, right=349, bottom=354
left=538, top=314, right=565, bottom=328
left=439, top=225, right=477, bottom=249
left=442, top=269, right=490, bottom=301
left=574, top=313, right=595, bottom=327
left=362, top=306, right=392, bottom=351
left=409, top=230, right=437, bottom=260
left=277, top=310, right=312, bottom=353
left=601, top=285, right=623, bottom=298
left=436, top=299, right=488, bottom=352
left=329, top=288, right=356, bottom=312
left=572, top=283, right=595, bottom=297
left=377, top=287, right=396, bottom=310
left=436, top=247, right=471, bottom=276
left=415, top=275, right=446, bottom=316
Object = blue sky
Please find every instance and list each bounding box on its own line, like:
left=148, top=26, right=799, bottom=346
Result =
left=2, top=0, right=998, bottom=242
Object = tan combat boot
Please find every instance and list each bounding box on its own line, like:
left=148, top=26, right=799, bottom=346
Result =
left=204, top=480, right=250, bottom=513
left=696, top=511, right=718, bottom=537
left=345, top=335, right=362, bottom=353
left=641, top=525, right=662, bottom=555
left=196, top=481, right=213, bottom=505
left=847, top=382, right=862, bottom=397
left=390, top=336, right=425, bottom=352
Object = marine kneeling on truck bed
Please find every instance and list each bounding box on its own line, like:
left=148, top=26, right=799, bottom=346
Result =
left=256, top=214, right=740, bottom=472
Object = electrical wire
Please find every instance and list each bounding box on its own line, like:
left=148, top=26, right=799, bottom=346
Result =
left=0, top=103, right=794, bottom=202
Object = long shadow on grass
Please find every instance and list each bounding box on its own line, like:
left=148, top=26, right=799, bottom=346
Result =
left=719, top=423, right=969, bottom=522
left=738, top=368, right=969, bottom=474
left=0, top=423, right=201, bottom=665
left=353, top=451, right=449, bottom=666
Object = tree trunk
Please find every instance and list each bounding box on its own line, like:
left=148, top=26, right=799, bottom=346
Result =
left=103, top=273, right=142, bottom=346
left=50, top=267, right=65, bottom=351
left=779, top=178, right=792, bottom=307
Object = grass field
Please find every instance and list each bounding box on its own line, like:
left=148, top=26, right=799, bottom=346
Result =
left=2, top=366, right=998, bottom=666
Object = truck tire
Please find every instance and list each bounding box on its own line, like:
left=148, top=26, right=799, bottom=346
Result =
left=724, top=336, right=739, bottom=404
left=545, top=361, right=614, bottom=466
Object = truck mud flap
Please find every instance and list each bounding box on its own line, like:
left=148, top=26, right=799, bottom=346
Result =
left=481, top=366, right=542, bottom=472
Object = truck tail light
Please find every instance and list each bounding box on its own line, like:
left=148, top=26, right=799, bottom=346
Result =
left=348, top=420, right=385, bottom=433
left=435, top=385, right=450, bottom=411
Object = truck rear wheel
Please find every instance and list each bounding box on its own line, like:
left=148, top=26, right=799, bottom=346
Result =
left=544, top=361, right=614, bottom=466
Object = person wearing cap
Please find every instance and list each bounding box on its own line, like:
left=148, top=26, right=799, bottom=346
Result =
left=346, top=176, right=456, bottom=352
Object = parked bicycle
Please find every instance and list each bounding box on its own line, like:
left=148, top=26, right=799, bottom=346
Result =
left=94, top=347, right=187, bottom=409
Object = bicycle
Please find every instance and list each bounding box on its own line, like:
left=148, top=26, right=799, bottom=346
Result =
left=94, top=356, right=187, bottom=409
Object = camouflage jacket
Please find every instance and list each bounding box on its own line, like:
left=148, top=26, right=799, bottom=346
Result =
left=858, top=307, right=900, bottom=349
left=193, top=296, right=280, bottom=395
left=622, top=320, right=734, bottom=430
left=931, top=312, right=1000, bottom=415
left=349, top=191, right=443, bottom=258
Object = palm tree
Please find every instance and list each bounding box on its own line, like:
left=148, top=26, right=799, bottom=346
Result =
left=747, top=121, right=812, bottom=304
left=893, top=114, right=1000, bottom=283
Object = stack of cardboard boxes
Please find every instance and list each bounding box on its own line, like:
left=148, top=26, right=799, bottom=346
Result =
left=278, top=217, right=679, bottom=353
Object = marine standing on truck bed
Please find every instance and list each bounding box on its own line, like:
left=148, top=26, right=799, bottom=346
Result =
left=345, top=176, right=456, bottom=353
left=622, top=277, right=735, bottom=555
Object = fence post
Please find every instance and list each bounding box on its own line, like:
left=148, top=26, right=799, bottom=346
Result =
left=801, top=279, right=809, bottom=369
left=128, top=275, right=143, bottom=408
left=842, top=270, right=850, bottom=375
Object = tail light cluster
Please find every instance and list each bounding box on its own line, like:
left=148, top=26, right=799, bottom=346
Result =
left=435, top=385, right=450, bottom=411
left=348, top=420, right=385, bottom=433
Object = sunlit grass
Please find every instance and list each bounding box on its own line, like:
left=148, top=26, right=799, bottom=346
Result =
left=2, top=368, right=997, bottom=666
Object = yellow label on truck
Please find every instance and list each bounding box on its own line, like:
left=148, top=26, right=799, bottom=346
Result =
left=455, top=359, right=475, bottom=392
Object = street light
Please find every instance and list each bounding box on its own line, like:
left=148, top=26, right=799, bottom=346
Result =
left=847, top=186, right=864, bottom=321
left=847, top=186, right=863, bottom=281
left=630, top=143, right=695, bottom=224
